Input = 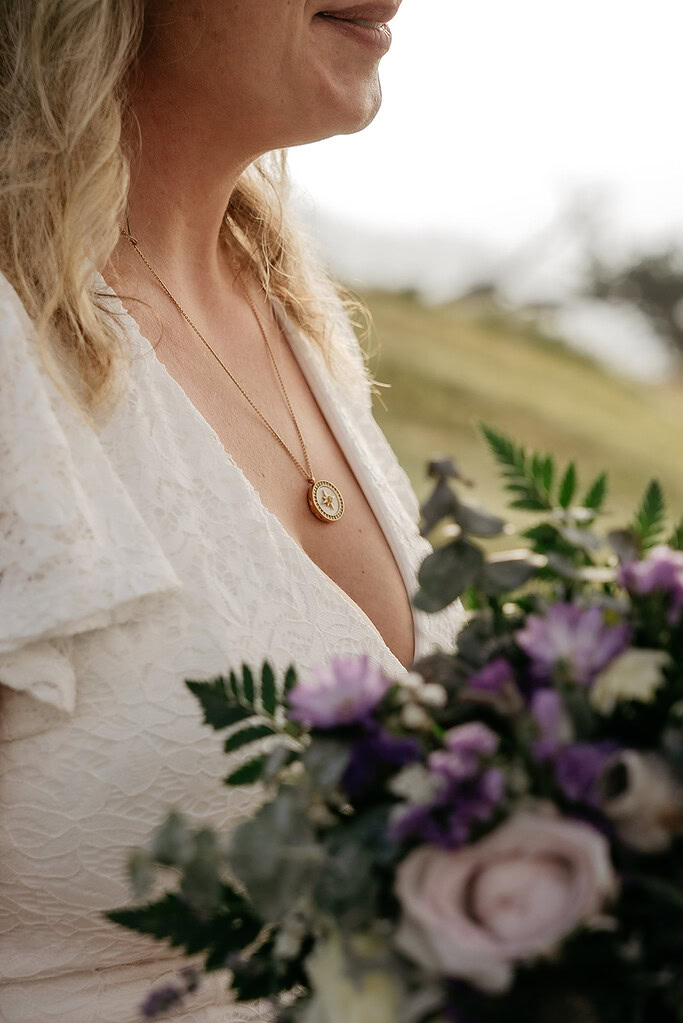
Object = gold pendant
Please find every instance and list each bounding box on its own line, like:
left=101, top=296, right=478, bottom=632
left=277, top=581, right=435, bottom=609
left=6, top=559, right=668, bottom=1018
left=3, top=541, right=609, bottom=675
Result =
left=308, top=479, right=344, bottom=522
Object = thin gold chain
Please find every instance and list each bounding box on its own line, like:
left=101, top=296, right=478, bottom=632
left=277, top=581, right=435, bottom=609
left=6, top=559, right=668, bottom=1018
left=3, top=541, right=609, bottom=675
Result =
left=123, top=221, right=315, bottom=486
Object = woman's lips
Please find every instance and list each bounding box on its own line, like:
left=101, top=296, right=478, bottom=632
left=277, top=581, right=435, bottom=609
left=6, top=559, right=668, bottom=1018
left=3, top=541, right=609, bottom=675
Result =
left=314, top=12, right=393, bottom=55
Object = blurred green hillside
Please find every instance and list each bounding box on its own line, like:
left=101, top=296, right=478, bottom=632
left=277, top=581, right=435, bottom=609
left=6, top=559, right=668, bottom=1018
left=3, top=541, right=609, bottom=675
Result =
left=359, top=290, right=683, bottom=530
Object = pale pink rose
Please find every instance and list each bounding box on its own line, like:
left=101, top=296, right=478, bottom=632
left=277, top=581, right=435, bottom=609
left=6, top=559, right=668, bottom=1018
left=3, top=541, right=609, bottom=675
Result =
left=394, top=812, right=617, bottom=993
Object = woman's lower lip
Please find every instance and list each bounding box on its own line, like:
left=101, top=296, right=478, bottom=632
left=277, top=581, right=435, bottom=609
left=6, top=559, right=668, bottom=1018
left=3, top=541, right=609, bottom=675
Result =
left=314, top=14, right=392, bottom=55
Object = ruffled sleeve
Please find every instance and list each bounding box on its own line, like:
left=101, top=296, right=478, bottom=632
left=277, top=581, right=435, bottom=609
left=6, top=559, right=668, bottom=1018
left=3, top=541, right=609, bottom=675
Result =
left=0, top=271, right=182, bottom=717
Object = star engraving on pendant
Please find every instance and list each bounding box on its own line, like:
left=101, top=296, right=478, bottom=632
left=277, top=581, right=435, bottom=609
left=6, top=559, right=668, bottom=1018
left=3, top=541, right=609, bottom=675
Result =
left=321, top=490, right=335, bottom=510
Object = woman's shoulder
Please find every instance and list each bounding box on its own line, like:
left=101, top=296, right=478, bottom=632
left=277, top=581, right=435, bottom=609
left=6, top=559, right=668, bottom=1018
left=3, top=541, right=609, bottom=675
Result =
left=0, top=266, right=181, bottom=726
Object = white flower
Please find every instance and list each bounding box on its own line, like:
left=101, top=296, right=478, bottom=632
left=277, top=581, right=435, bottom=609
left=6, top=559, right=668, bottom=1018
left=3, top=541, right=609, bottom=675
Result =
left=389, top=764, right=441, bottom=805
left=420, top=684, right=448, bottom=708
left=590, top=649, right=670, bottom=715
left=304, top=928, right=401, bottom=1023
left=400, top=703, right=433, bottom=731
left=600, top=751, right=683, bottom=852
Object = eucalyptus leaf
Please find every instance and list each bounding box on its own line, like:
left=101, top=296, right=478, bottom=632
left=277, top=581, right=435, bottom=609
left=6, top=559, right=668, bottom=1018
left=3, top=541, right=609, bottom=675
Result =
left=608, top=529, right=639, bottom=563
left=227, top=789, right=323, bottom=920
left=415, top=539, right=485, bottom=612
left=418, top=477, right=458, bottom=537
left=180, top=829, right=222, bottom=918
left=480, top=556, right=537, bottom=595
left=150, top=811, right=195, bottom=867
left=558, top=525, right=602, bottom=551
left=303, top=738, right=351, bottom=792
left=453, top=497, right=506, bottom=538
left=127, top=848, right=155, bottom=899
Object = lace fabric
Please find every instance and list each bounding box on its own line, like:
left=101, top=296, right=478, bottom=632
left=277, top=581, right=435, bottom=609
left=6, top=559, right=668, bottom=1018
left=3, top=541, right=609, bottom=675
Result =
left=0, top=267, right=464, bottom=1021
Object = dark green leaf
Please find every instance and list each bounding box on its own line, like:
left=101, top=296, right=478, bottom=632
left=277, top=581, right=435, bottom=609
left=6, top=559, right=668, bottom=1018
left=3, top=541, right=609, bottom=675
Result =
left=632, top=478, right=666, bottom=551
left=414, top=539, right=485, bottom=612
left=478, top=423, right=552, bottom=511
left=669, top=517, right=683, bottom=551
left=224, top=723, right=277, bottom=755
left=260, top=661, right=277, bottom=716
left=583, top=472, right=608, bottom=512
left=542, top=454, right=554, bottom=495
left=559, top=462, right=577, bottom=509
left=106, top=893, right=210, bottom=954
left=229, top=670, right=241, bottom=703
left=185, top=677, right=251, bottom=731
left=509, top=497, right=552, bottom=511
left=284, top=665, right=298, bottom=693
left=225, top=756, right=268, bottom=786
left=241, top=664, right=255, bottom=706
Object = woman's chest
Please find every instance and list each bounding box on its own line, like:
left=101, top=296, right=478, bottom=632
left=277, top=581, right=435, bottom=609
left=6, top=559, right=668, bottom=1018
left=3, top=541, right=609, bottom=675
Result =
left=122, top=316, right=418, bottom=670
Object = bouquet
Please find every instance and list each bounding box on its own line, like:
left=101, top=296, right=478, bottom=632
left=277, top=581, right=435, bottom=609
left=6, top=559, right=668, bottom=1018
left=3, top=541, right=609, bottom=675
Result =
left=108, top=424, right=683, bottom=1023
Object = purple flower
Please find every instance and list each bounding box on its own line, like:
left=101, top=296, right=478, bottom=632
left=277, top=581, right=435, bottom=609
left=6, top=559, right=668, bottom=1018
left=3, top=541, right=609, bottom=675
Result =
left=516, top=604, right=630, bottom=685
left=530, top=689, right=572, bottom=760
left=341, top=721, right=422, bottom=799
left=429, top=723, right=500, bottom=783
left=554, top=742, right=619, bottom=807
left=390, top=768, right=505, bottom=848
left=141, top=984, right=184, bottom=1019
left=288, top=654, right=392, bottom=728
left=620, top=545, right=683, bottom=625
left=467, top=658, right=515, bottom=692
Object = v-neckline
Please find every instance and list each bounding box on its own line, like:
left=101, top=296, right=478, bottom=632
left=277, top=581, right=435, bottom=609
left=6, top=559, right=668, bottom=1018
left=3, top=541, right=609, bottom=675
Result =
left=94, top=270, right=425, bottom=673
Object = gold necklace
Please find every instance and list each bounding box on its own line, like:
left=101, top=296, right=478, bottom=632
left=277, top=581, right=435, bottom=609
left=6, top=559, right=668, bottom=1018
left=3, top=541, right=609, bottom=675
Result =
left=122, top=219, right=344, bottom=524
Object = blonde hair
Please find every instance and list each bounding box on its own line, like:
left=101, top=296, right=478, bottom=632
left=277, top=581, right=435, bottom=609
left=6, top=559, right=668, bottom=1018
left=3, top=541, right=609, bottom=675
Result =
left=0, top=0, right=377, bottom=427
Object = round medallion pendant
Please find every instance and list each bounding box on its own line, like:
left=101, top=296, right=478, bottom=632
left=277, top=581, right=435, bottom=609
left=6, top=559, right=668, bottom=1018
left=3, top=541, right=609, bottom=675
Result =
left=307, top=479, right=344, bottom=522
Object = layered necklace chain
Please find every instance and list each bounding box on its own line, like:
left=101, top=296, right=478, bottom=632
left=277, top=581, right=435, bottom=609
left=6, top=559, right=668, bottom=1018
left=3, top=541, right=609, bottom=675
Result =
left=123, top=218, right=344, bottom=523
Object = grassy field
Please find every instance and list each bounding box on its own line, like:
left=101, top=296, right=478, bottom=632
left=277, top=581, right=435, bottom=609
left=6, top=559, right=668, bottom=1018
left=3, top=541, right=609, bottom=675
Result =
left=357, top=290, right=683, bottom=533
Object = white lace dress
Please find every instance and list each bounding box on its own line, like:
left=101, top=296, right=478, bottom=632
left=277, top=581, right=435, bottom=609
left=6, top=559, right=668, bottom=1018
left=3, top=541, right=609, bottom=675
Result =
left=0, top=267, right=464, bottom=1023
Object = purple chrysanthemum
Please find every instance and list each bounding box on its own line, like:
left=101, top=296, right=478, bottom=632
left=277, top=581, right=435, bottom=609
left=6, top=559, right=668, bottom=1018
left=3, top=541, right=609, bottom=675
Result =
left=516, top=603, right=630, bottom=685
left=620, top=545, right=683, bottom=625
left=288, top=654, right=392, bottom=728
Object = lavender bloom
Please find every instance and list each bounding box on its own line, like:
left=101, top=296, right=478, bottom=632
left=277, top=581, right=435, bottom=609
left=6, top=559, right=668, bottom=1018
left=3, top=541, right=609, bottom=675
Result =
left=429, top=724, right=500, bottom=783
left=516, top=604, right=630, bottom=685
left=288, top=654, right=392, bottom=728
left=467, top=658, right=515, bottom=692
left=390, top=768, right=505, bottom=849
left=530, top=688, right=572, bottom=760
left=554, top=742, right=619, bottom=807
left=391, top=721, right=504, bottom=849
left=342, top=721, right=422, bottom=799
left=620, top=545, right=683, bottom=625
left=463, top=658, right=524, bottom=715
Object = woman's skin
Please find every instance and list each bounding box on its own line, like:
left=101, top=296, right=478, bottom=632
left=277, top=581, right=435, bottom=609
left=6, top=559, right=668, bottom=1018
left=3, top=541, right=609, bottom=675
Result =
left=103, top=0, right=417, bottom=670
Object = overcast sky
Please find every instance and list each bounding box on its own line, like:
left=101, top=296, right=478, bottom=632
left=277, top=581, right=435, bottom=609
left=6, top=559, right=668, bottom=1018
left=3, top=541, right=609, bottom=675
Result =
left=289, top=0, right=683, bottom=253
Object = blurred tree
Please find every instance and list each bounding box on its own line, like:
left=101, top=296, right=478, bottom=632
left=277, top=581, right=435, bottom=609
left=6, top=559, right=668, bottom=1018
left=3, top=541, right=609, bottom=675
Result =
left=589, top=247, right=683, bottom=360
